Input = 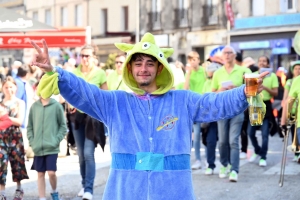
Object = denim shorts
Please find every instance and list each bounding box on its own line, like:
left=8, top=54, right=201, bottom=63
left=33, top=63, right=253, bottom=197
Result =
left=31, top=154, right=58, bottom=172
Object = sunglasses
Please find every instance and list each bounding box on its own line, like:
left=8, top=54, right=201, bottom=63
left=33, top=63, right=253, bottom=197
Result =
left=80, top=54, right=92, bottom=58
left=115, top=61, right=124, bottom=65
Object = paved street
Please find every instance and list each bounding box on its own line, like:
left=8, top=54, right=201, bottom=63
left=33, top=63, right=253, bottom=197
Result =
left=4, top=132, right=300, bottom=200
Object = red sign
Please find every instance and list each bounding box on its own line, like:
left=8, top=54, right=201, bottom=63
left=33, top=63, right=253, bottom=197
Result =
left=225, top=1, right=234, bottom=28
left=0, top=35, right=86, bottom=48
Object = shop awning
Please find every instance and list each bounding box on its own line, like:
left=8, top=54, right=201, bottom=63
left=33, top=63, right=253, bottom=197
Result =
left=0, top=28, right=86, bottom=48
left=0, top=7, right=57, bottom=32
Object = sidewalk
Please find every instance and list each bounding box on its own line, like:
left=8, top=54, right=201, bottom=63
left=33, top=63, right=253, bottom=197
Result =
left=5, top=145, right=111, bottom=200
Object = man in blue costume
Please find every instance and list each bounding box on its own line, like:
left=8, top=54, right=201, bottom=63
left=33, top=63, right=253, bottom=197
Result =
left=30, top=33, right=267, bottom=200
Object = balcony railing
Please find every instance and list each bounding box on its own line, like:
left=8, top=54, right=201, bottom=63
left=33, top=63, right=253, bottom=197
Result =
left=202, top=5, right=219, bottom=26
left=174, top=9, right=189, bottom=28
left=147, top=12, right=162, bottom=31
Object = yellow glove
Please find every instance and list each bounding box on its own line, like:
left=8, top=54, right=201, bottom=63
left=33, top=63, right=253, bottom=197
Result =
left=37, top=73, right=60, bottom=99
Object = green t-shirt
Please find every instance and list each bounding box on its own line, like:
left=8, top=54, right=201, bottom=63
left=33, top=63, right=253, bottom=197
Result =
left=289, top=76, right=300, bottom=128
left=188, top=67, right=206, bottom=94
left=202, top=79, right=212, bottom=94
left=212, top=64, right=251, bottom=90
left=107, top=70, right=131, bottom=92
left=285, top=79, right=293, bottom=91
left=259, top=72, right=279, bottom=101
left=73, top=65, right=106, bottom=87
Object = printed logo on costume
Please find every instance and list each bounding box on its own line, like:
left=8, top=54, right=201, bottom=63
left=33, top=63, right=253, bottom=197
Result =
left=156, top=115, right=178, bottom=131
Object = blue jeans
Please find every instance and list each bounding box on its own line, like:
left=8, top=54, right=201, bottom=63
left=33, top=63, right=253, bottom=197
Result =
left=72, top=122, right=96, bottom=194
left=193, top=123, right=201, bottom=161
left=297, top=128, right=300, bottom=145
left=247, top=118, right=269, bottom=160
left=205, top=122, right=218, bottom=169
left=218, top=112, right=244, bottom=173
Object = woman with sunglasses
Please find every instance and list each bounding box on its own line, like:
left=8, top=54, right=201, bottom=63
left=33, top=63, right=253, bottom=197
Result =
left=70, top=45, right=107, bottom=200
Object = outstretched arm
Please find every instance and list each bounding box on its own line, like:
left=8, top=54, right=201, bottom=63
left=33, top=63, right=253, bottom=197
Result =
left=30, top=40, right=113, bottom=124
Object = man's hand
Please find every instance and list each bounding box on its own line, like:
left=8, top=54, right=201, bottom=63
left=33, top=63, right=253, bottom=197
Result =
left=280, top=125, right=288, bottom=137
left=30, top=39, right=53, bottom=72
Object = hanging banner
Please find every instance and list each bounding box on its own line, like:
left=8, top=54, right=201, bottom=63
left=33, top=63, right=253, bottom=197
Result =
left=225, top=1, right=234, bottom=28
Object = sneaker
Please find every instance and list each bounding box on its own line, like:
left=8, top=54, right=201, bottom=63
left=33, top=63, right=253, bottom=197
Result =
left=259, top=159, right=267, bottom=167
left=82, top=192, right=93, bottom=200
left=229, top=170, right=238, bottom=182
left=0, top=194, right=6, bottom=200
left=239, top=152, right=247, bottom=159
left=219, top=166, right=228, bottom=178
left=292, top=155, right=298, bottom=162
left=249, top=153, right=258, bottom=162
left=205, top=168, right=213, bottom=175
left=78, top=188, right=84, bottom=197
left=191, top=160, right=201, bottom=170
left=51, top=192, right=60, bottom=200
left=13, top=189, right=24, bottom=200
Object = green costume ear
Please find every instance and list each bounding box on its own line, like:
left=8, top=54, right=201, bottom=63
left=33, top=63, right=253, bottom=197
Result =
left=161, top=48, right=174, bottom=59
left=37, top=73, right=60, bottom=99
left=115, top=43, right=134, bottom=52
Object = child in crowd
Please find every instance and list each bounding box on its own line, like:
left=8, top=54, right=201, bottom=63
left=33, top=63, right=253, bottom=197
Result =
left=27, top=97, right=67, bottom=200
left=0, top=76, right=29, bottom=200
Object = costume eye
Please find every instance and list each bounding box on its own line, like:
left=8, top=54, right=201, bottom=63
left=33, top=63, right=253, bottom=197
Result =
left=142, top=42, right=151, bottom=50
left=158, top=52, right=164, bottom=59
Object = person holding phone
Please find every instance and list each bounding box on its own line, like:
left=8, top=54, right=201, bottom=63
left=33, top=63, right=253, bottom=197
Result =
left=211, top=46, right=251, bottom=182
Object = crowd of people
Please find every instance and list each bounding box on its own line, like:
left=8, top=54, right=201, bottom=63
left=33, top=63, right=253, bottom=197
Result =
left=0, top=32, right=299, bottom=200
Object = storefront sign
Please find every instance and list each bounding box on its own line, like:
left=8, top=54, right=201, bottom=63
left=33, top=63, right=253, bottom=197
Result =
left=235, top=13, right=300, bottom=29
left=239, top=41, right=270, bottom=49
left=0, top=35, right=86, bottom=48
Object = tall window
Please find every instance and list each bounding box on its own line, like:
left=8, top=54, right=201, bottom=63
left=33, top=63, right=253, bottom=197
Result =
left=75, top=4, right=83, bottom=26
left=152, top=0, right=161, bottom=21
left=32, top=11, right=38, bottom=21
left=101, top=9, right=108, bottom=34
left=287, top=0, right=297, bottom=11
left=251, top=0, right=265, bottom=16
left=61, top=7, right=68, bottom=26
left=122, top=6, right=128, bottom=31
left=45, top=9, right=51, bottom=25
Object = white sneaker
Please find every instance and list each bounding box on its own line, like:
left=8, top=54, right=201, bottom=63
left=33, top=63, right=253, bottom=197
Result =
left=249, top=153, right=258, bottom=162
left=82, top=192, right=93, bottom=200
left=292, top=155, right=298, bottom=162
left=205, top=168, right=213, bottom=175
left=239, top=152, right=247, bottom=159
left=191, top=160, right=201, bottom=170
left=259, top=159, right=267, bottom=167
left=219, top=166, right=228, bottom=178
left=229, top=170, right=238, bottom=182
left=78, top=188, right=84, bottom=197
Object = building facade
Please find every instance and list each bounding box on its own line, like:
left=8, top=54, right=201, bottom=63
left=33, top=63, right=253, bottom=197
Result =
left=230, top=0, right=300, bottom=69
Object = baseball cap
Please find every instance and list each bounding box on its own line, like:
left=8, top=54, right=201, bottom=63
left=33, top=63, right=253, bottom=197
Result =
left=206, top=62, right=222, bottom=72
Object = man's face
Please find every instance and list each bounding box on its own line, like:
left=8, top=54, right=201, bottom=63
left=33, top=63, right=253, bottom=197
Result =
left=258, top=56, right=269, bottom=68
left=115, top=56, right=126, bottom=75
left=222, top=47, right=235, bottom=64
left=187, top=57, right=200, bottom=68
left=80, top=49, right=94, bottom=67
left=128, top=55, right=163, bottom=87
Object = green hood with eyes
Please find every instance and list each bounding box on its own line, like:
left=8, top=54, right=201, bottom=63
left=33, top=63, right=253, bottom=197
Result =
left=114, top=32, right=174, bottom=95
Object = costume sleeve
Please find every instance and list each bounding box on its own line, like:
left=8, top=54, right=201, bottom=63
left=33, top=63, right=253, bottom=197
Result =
left=26, top=106, right=34, bottom=146
left=188, top=85, right=248, bottom=123
left=56, top=67, right=114, bottom=124
left=56, top=104, right=68, bottom=144
left=0, top=114, right=12, bottom=130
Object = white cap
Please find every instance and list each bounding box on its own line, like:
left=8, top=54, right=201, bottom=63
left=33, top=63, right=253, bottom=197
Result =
left=206, top=62, right=222, bottom=72
left=13, top=60, right=22, bottom=67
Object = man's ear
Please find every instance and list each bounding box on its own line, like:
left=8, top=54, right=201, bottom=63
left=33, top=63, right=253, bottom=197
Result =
left=127, top=63, right=132, bottom=74
left=157, top=64, right=164, bottom=74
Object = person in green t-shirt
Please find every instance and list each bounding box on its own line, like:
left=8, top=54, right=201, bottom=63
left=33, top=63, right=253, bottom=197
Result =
left=107, top=53, right=131, bottom=92
left=247, top=56, right=278, bottom=168
left=202, top=62, right=221, bottom=175
left=211, top=46, right=251, bottom=182
left=70, top=45, right=107, bottom=199
left=184, top=51, right=206, bottom=170
left=281, top=61, right=300, bottom=161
